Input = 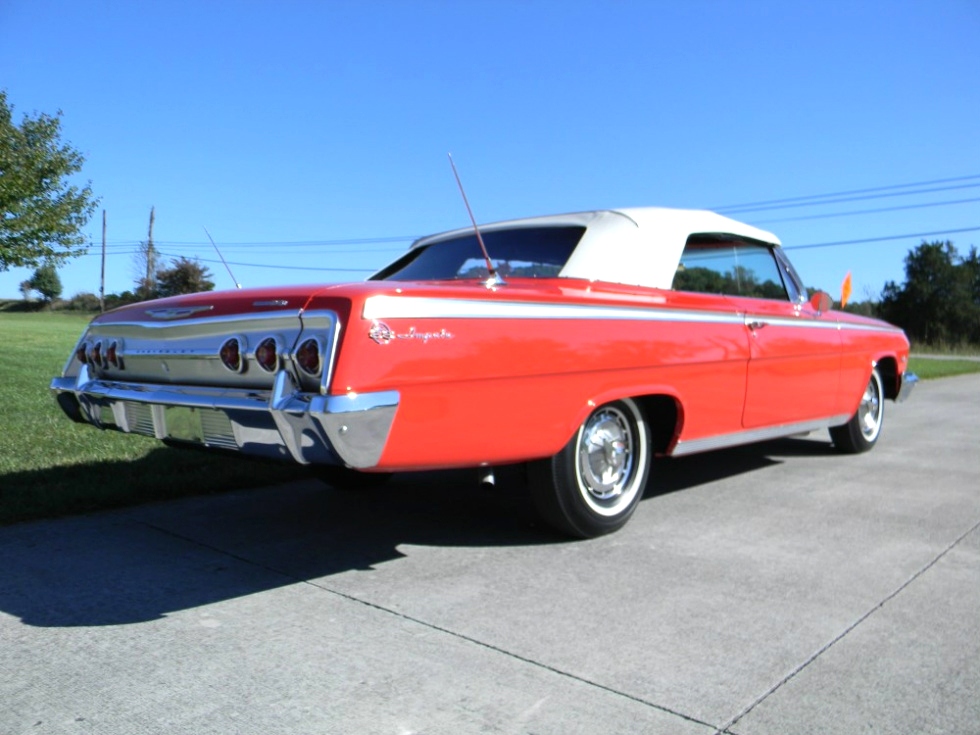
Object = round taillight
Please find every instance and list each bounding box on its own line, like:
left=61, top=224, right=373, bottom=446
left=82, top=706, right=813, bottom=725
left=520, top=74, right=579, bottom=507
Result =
left=219, top=337, right=244, bottom=373
left=105, top=340, right=121, bottom=369
left=90, top=341, right=103, bottom=368
left=296, top=338, right=321, bottom=376
left=255, top=337, right=279, bottom=373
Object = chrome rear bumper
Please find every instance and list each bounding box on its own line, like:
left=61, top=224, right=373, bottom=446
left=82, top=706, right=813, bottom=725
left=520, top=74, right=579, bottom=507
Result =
left=50, top=366, right=399, bottom=469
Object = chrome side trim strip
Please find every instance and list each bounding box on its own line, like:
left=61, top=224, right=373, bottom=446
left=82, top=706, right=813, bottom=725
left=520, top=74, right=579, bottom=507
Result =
left=833, top=321, right=906, bottom=334
left=363, top=295, right=905, bottom=335
left=671, top=414, right=852, bottom=456
left=742, top=314, right=840, bottom=331
left=365, top=296, right=744, bottom=326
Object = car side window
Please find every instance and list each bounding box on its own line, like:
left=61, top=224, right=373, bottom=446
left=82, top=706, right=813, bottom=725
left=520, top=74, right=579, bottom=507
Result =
left=672, top=236, right=790, bottom=300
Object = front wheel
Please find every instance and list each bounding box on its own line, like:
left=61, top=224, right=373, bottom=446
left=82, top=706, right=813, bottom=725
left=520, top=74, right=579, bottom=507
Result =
left=831, top=367, right=885, bottom=454
left=530, top=398, right=652, bottom=538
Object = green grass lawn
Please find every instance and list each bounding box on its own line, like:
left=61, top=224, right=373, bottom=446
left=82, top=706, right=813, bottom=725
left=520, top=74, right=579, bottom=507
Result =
left=908, top=356, right=980, bottom=380
left=0, top=312, right=308, bottom=526
left=1, top=312, right=978, bottom=527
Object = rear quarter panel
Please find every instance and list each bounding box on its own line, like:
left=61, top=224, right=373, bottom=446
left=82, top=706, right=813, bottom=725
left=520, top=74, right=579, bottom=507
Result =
left=327, top=282, right=752, bottom=470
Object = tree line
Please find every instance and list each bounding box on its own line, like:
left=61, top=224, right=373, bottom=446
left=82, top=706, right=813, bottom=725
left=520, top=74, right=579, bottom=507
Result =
left=876, top=240, right=980, bottom=348
left=16, top=250, right=215, bottom=308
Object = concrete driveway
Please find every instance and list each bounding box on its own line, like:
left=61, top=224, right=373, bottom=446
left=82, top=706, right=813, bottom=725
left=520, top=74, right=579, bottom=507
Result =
left=2, top=375, right=978, bottom=734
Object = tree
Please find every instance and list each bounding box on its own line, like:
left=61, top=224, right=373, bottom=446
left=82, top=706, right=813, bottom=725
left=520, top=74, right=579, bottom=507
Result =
left=154, top=257, right=215, bottom=298
left=28, top=261, right=63, bottom=302
left=0, top=90, right=98, bottom=272
left=879, top=240, right=980, bottom=346
left=960, top=246, right=980, bottom=343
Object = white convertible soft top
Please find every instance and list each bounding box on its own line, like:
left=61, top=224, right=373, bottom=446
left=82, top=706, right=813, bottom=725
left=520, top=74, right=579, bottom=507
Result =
left=410, top=207, right=781, bottom=290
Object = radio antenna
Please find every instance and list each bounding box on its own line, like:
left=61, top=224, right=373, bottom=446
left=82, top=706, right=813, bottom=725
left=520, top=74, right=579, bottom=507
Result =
left=203, top=226, right=242, bottom=289
left=448, top=153, right=505, bottom=288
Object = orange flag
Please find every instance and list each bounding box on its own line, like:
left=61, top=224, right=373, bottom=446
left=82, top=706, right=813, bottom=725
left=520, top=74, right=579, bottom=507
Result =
left=840, top=271, right=853, bottom=309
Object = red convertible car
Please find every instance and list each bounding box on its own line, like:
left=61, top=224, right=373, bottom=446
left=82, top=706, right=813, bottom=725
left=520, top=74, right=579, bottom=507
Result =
left=52, top=207, right=916, bottom=537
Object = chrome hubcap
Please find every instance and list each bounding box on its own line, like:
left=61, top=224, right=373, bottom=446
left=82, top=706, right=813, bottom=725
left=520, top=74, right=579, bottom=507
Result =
left=578, top=407, right=635, bottom=501
left=858, top=375, right=882, bottom=440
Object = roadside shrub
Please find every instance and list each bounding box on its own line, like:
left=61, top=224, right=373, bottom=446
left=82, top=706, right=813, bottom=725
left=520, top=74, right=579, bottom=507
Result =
left=62, top=292, right=101, bottom=311
left=104, top=291, right=141, bottom=310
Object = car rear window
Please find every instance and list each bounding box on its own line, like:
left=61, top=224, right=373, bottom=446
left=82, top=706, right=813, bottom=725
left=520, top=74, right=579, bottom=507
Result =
left=372, top=226, right=585, bottom=281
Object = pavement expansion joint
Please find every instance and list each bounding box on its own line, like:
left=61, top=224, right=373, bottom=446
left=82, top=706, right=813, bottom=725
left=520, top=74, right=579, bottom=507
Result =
left=139, top=519, right=721, bottom=732
left=307, top=575, right=722, bottom=731
left=712, top=516, right=980, bottom=735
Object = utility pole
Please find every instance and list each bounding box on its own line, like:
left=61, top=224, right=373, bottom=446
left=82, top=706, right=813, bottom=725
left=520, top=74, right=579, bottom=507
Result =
left=100, top=210, right=106, bottom=312
left=145, top=205, right=157, bottom=294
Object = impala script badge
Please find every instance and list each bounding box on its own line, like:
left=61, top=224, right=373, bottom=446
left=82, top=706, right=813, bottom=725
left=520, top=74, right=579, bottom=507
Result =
left=369, top=320, right=454, bottom=345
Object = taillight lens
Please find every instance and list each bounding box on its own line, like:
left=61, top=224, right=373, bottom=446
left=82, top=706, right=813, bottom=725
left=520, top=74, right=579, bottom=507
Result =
left=255, top=337, right=279, bottom=373
left=296, top=338, right=321, bottom=376
left=76, top=338, right=123, bottom=370
left=219, top=337, right=244, bottom=373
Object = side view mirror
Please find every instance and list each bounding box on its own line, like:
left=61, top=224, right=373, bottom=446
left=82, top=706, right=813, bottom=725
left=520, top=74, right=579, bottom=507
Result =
left=809, top=290, right=833, bottom=314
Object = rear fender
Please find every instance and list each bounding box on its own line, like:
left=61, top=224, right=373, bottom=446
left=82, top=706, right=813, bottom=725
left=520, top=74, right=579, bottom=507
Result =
left=566, top=385, right=684, bottom=453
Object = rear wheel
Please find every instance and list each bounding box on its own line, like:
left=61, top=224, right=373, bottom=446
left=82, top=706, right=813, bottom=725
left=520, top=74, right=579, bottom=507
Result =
left=831, top=367, right=884, bottom=454
left=530, top=398, right=651, bottom=538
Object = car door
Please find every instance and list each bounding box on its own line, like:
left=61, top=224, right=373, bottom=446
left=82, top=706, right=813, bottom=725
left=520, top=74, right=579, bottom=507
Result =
left=673, top=237, right=842, bottom=429
left=731, top=246, right=842, bottom=428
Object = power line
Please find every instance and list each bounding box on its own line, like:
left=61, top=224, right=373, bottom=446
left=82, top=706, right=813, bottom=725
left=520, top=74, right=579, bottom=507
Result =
left=711, top=173, right=980, bottom=212
left=151, top=235, right=417, bottom=247
left=751, top=196, right=980, bottom=225
left=98, top=240, right=412, bottom=251
left=718, top=182, right=980, bottom=215
left=154, top=251, right=377, bottom=273
left=84, top=226, right=980, bottom=270
left=89, top=174, right=980, bottom=250
left=81, top=177, right=980, bottom=280
left=150, top=226, right=978, bottom=274
left=785, top=226, right=980, bottom=251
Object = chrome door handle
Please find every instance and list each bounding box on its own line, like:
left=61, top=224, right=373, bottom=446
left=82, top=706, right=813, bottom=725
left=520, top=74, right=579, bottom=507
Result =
left=747, top=320, right=768, bottom=331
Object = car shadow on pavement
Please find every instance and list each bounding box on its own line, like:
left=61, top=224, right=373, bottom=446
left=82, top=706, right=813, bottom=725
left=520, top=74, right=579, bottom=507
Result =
left=0, top=436, right=834, bottom=629
left=651, top=434, right=836, bottom=496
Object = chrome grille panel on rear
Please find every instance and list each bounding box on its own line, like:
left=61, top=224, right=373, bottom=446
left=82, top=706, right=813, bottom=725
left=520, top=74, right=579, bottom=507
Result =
left=111, top=401, right=241, bottom=451
left=200, top=409, right=238, bottom=450
left=125, top=402, right=156, bottom=436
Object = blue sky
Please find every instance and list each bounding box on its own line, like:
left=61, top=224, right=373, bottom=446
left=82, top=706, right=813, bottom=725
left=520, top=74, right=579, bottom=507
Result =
left=2, top=0, right=978, bottom=303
